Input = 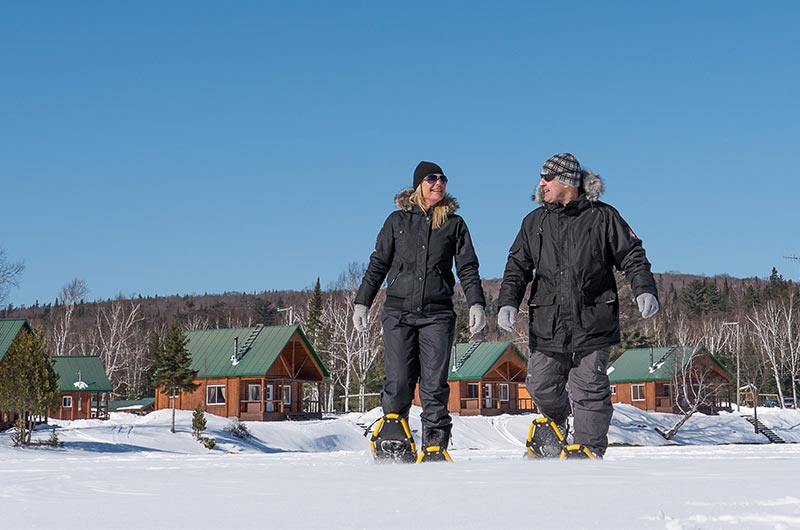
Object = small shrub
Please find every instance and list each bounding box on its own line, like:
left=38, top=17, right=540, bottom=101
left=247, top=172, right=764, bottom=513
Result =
left=229, top=421, right=249, bottom=439
left=191, top=405, right=207, bottom=440
left=200, top=436, right=216, bottom=449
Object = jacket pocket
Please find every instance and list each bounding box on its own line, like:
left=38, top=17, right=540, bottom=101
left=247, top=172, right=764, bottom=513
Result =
left=386, top=262, right=406, bottom=295
left=433, top=265, right=454, bottom=298
left=580, top=290, right=617, bottom=334
left=529, top=292, right=558, bottom=340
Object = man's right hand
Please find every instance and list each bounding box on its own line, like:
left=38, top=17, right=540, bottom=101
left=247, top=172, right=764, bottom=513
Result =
left=497, top=305, right=518, bottom=332
left=353, top=304, right=369, bottom=332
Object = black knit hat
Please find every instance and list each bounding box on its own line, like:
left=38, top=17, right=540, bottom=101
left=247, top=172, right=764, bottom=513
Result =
left=413, top=161, right=444, bottom=190
left=541, top=153, right=582, bottom=187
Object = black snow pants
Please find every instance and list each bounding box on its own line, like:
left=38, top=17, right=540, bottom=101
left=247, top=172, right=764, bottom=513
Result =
left=380, top=307, right=456, bottom=429
left=526, top=348, right=613, bottom=454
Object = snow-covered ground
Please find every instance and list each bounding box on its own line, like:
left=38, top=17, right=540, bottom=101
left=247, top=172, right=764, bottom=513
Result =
left=2, top=405, right=799, bottom=530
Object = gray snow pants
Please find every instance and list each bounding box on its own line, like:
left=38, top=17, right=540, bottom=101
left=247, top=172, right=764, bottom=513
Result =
left=526, top=348, right=613, bottom=454
left=380, top=307, right=456, bottom=429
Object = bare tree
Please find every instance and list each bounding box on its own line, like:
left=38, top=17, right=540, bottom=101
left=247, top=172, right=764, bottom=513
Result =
left=778, top=287, right=800, bottom=408
left=51, top=279, right=89, bottom=356
left=0, top=248, right=24, bottom=305
left=657, top=344, right=720, bottom=440
left=92, top=298, right=146, bottom=396
left=747, top=300, right=786, bottom=405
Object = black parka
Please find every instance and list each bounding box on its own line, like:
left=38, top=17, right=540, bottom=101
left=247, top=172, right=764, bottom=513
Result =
left=498, top=174, right=657, bottom=353
left=356, top=189, right=486, bottom=313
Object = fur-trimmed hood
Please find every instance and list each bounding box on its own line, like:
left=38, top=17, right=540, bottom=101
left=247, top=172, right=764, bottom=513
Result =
left=533, top=170, right=604, bottom=205
left=394, top=188, right=460, bottom=215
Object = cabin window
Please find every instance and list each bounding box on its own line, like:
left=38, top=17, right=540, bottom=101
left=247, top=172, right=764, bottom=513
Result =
left=62, top=396, right=73, bottom=408
left=632, top=384, right=645, bottom=401
left=282, top=385, right=292, bottom=405
left=248, top=384, right=261, bottom=402
left=662, top=383, right=671, bottom=397
left=499, top=384, right=510, bottom=402
left=610, top=385, right=617, bottom=396
left=467, top=383, right=479, bottom=399
left=207, top=385, right=227, bottom=405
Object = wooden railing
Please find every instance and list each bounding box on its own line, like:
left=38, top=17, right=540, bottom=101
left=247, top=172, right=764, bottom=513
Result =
left=460, top=397, right=536, bottom=413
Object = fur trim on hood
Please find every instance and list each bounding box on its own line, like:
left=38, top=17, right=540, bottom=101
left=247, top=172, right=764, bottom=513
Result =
left=533, top=170, right=604, bottom=205
left=395, top=188, right=459, bottom=215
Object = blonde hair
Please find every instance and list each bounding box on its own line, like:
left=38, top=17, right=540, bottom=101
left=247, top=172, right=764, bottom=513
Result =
left=411, top=187, right=449, bottom=229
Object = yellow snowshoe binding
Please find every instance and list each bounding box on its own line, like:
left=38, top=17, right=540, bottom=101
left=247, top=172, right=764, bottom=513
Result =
left=416, top=425, right=453, bottom=463
left=370, top=414, right=417, bottom=463
left=525, top=417, right=568, bottom=458
left=560, top=444, right=598, bottom=459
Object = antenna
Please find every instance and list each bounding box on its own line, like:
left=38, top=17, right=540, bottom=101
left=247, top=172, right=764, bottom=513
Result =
left=784, top=255, right=800, bottom=280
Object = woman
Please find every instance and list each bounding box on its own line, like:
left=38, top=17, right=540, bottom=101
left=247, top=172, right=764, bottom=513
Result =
left=353, top=160, right=486, bottom=461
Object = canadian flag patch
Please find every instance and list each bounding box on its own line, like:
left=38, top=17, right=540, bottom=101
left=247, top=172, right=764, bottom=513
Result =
left=628, top=228, right=639, bottom=240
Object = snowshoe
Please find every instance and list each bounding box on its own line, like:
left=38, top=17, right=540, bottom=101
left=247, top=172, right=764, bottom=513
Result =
left=416, top=425, right=453, bottom=463
left=525, top=417, right=567, bottom=458
left=370, top=414, right=417, bottom=463
left=560, top=444, right=598, bottom=459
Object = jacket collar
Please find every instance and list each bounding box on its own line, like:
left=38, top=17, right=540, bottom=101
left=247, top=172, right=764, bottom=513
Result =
left=394, top=188, right=459, bottom=215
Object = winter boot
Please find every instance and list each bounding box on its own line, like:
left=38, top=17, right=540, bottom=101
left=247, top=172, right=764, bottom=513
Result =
left=416, top=424, right=453, bottom=463
left=370, top=414, right=417, bottom=463
left=525, top=417, right=568, bottom=458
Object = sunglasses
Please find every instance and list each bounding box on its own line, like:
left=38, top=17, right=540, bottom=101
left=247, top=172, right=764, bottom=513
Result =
left=540, top=172, right=558, bottom=182
left=423, top=174, right=448, bottom=184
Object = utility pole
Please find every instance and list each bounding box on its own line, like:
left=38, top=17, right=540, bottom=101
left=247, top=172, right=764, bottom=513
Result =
left=277, top=306, right=294, bottom=325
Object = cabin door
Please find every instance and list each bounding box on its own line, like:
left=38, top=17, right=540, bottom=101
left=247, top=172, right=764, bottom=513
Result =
left=484, top=384, right=492, bottom=408
left=265, top=385, right=274, bottom=412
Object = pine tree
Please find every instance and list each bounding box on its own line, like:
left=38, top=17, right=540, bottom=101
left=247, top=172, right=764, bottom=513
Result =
left=152, top=322, right=199, bottom=433
left=0, top=326, right=60, bottom=445
left=251, top=298, right=278, bottom=325
left=305, top=278, right=324, bottom=344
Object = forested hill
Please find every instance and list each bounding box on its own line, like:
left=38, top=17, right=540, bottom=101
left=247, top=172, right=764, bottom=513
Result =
left=0, top=269, right=788, bottom=406
left=2, top=271, right=768, bottom=330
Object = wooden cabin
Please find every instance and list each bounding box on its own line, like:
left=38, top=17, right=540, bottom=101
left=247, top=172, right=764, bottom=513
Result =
left=51, top=356, right=114, bottom=421
left=109, top=398, right=155, bottom=415
left=609, top=345, right=733, bottom=414
left=0, top=318, right=32, bottom=429
left=413, top=341, right=535, bottom=416
left=155, top=324, right=329, bottom=421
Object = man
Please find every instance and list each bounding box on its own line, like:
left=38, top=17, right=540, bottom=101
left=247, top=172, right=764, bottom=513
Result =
left=497, top=153, right=658, bottom=458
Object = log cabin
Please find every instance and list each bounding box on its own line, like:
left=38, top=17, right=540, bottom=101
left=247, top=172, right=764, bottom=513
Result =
left=51, top=355, right=113, bottom=420
left=414, top=341, right=535, bottom=416
left=609, top=345, right=733, bottom=414
left=154, top=324, right=328, bottom=421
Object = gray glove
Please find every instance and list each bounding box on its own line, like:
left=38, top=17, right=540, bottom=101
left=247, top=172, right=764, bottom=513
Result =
left=353, top=304, right=369, bottom=332
left=497, top=305, right=518, bottom=332
left=469, top=304, right=486, bottom=335
left=636, top=293, right=659, bottom=319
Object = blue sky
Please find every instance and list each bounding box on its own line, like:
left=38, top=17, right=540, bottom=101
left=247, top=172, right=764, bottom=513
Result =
left=2, top=1, right=799, bottom=307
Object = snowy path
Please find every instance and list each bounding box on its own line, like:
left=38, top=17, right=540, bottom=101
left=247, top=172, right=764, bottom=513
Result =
left=3, top=444, right=799, bottom=530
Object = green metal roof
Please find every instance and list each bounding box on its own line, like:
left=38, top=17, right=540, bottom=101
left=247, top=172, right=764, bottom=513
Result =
left=0, top=318, right=31, bottom=363
left=448, top=341, right=527, bottom=381
left=609, top=345, right=731, bottom=383
left=186, top=324, right=329, bottom=378
left=109, top=398, right=155, bottom=412
left=52, top=356, right=113, bottom=393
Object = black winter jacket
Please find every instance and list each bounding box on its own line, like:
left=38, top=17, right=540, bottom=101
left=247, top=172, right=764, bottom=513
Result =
left=498, top=174, right=657, bottom=353
left=356, top=189, right=486, bottom=313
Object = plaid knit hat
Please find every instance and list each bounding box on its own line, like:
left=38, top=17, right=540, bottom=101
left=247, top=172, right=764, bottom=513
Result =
left=413, top=161, right=444, bottom=190
left=541, top=153, right=582, bottom=187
